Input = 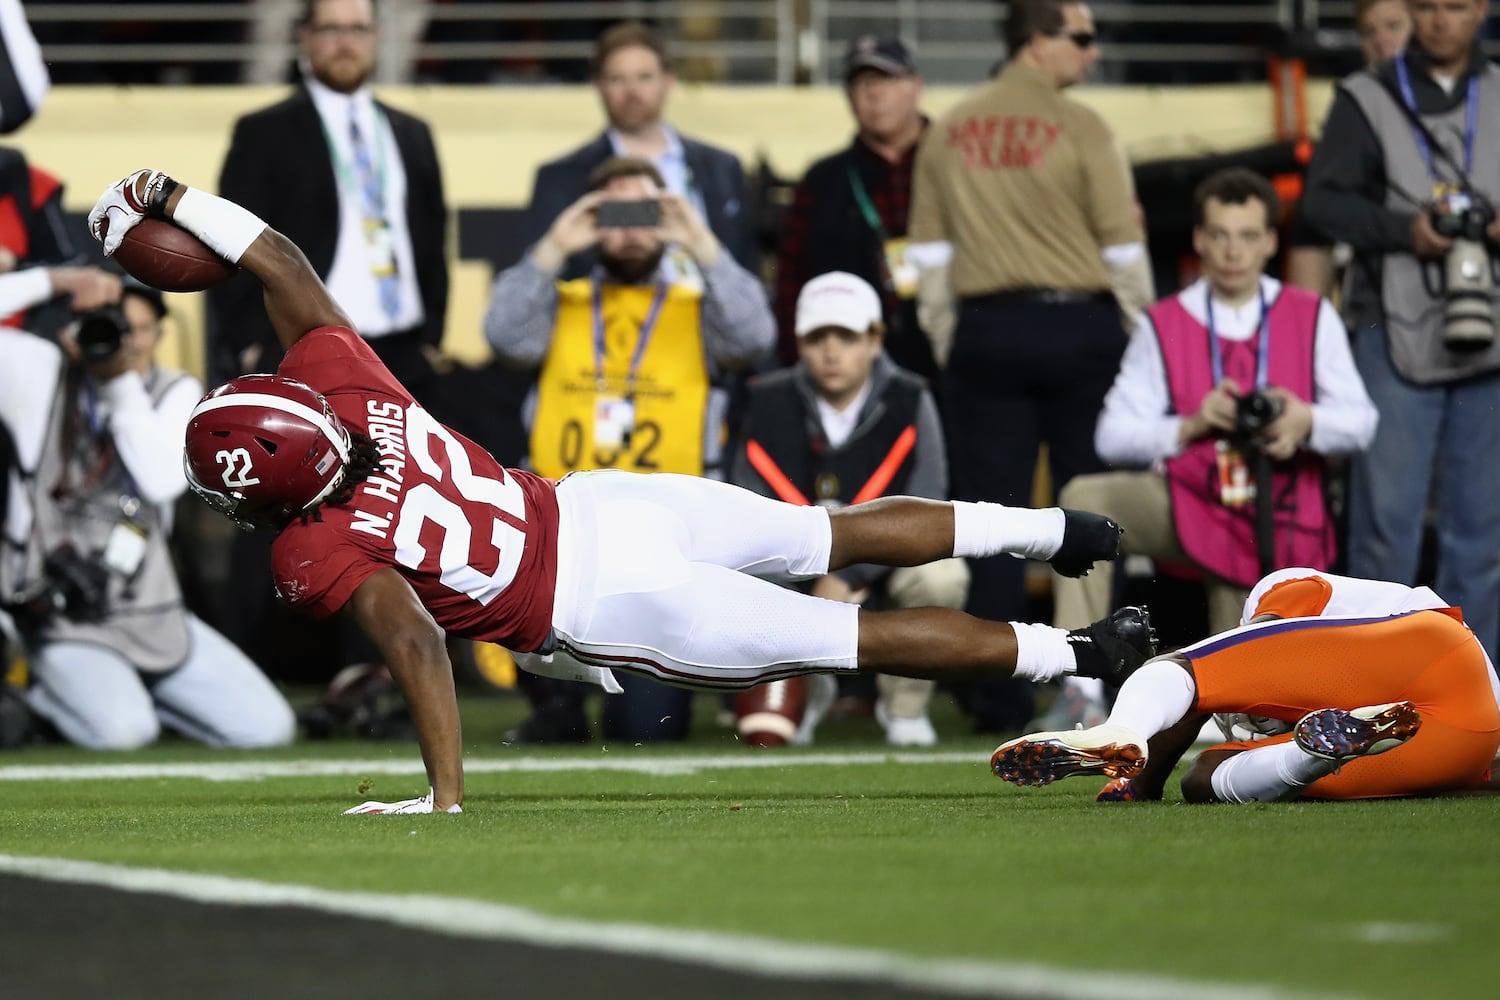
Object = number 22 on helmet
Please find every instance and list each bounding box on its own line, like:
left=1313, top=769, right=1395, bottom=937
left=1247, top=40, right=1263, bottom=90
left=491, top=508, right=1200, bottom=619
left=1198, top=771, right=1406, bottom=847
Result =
left=183, top=375, right=352, bottom=530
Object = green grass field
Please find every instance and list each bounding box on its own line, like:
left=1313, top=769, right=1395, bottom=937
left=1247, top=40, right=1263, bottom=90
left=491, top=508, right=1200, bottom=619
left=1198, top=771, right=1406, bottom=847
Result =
left=3, top=693, right=1496, bottom=1000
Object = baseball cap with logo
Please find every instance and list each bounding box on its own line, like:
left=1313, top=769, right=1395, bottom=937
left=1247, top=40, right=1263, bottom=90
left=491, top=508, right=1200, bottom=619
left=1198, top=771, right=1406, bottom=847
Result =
left=795, top=272, right=883, bottom=337
left=842, top=36, right=918, bottom=82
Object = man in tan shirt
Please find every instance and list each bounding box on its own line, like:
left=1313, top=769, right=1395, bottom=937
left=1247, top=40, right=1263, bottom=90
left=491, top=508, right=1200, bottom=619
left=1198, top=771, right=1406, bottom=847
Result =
left=908, top=0, right=1152, bottom=729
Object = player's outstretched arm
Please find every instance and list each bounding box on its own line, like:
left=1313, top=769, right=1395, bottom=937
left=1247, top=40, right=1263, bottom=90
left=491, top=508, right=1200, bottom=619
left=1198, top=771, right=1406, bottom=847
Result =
left=347, top=568, right=464, bottom=813
left=88, top=169, right=352, bottom=354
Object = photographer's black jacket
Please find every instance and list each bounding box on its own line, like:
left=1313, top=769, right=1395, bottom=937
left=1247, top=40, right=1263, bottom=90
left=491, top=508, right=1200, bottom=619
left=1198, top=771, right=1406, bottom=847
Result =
left=1302, top=42, right=1488, bottom=328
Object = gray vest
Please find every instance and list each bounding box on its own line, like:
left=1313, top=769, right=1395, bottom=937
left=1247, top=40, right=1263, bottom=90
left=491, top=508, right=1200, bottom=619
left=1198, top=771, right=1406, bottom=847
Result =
left=7, top=365, right=191, bottom=672
left=1344, top=66, right=1500, bottom=385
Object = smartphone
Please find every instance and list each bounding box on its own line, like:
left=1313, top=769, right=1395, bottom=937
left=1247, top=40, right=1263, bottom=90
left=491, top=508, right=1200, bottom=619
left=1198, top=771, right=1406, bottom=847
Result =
left=596, top=199, right=661, bottom=229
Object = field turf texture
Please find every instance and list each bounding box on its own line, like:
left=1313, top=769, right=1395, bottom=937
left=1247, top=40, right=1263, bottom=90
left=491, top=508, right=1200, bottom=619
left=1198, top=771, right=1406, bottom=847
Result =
left=1, top=693, right=1495, bottom=1000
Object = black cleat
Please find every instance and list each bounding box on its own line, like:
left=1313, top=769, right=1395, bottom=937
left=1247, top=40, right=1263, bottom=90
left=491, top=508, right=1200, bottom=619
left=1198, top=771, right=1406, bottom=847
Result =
left=1049, top=509, right=1123, bottom=578
left=1067, top=605, right=1158, bottom=684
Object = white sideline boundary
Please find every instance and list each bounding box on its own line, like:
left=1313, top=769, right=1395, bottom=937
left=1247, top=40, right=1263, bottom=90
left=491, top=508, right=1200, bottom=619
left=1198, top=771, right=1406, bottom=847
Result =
left=0, top=854, right=1346, bottom=1000
left=0, top=751, right=985, bottom=783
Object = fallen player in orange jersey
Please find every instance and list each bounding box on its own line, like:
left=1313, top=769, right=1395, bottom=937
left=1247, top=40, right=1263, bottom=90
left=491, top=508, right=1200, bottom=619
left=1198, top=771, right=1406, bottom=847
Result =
left=992, top=569, right=1500, bottom=803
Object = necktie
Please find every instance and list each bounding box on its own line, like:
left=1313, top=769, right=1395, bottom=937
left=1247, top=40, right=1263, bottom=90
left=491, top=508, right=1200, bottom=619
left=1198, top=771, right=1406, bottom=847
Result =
left=349, top=106, right=401, bottom=321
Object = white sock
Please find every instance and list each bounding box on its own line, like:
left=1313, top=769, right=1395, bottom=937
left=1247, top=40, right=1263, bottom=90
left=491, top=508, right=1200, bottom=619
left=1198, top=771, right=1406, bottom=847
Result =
left=1209, top=741, right=1339, bottom=803
left=1104, top=658, right=1196, bottom=740
left=1009, top=622, right=1076, bottom=682
left=952, top=502, right=1065, bottom=560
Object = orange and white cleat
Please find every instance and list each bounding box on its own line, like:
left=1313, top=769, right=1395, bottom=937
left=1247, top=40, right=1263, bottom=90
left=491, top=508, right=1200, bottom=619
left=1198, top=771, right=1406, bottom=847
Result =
left=991, top=723, right=1148, bottom=787
left=1292, top=702, right=1421, bottom=762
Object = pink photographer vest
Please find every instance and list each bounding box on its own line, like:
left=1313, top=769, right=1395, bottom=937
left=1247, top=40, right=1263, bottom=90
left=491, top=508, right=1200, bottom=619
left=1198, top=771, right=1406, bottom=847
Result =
left=1155, top=285, right=1334, bottom=588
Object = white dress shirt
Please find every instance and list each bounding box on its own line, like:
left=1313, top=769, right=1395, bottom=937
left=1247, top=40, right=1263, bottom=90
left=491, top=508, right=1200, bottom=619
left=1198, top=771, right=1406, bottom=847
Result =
left=306, top=75, right=424, bottom=338
left=607, top=124, right=705, bottom=216
left=1094, top=275, right=1378, bottom=468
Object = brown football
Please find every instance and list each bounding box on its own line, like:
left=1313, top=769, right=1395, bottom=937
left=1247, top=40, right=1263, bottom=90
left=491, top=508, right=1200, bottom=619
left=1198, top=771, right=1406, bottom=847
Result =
left=112, top=218, right=236, bottom=292
left=734, top=678, right=808, bottom=748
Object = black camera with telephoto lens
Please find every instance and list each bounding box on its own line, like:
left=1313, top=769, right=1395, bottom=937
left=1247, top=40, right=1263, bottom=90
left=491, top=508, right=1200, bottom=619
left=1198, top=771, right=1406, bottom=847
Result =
left=73, top=305, right=131, bottom=362
left=1429, top=196, right=1499, bottom=352
left=1234, top=390, right=1284, bottom=439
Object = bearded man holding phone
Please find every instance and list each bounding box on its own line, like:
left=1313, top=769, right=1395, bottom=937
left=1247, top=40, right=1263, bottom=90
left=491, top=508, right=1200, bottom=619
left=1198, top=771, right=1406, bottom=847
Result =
left=483, top=155, right=774, bottom=745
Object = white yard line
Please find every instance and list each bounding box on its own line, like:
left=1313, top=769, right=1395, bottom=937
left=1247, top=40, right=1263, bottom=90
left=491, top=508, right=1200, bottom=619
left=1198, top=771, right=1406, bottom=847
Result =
left=0, top=750, right=986, bottom=782
left=0, top=854, right=1347, bottom=1000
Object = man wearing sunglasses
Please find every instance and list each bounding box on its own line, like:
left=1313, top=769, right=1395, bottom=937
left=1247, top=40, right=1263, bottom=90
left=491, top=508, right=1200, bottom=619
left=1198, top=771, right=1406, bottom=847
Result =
left=907, top=0, right=1153, bottom=729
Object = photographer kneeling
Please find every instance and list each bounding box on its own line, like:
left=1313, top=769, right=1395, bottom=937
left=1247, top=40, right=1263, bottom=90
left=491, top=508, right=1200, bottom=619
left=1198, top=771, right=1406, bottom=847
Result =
left=1037, top=169, right=1378, bottom=728
left=0, top=277, right=294, bottom=750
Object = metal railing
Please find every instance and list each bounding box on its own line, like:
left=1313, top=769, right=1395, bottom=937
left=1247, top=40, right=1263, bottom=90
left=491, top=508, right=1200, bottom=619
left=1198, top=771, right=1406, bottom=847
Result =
left=17, top=0, right=1408, bottom=86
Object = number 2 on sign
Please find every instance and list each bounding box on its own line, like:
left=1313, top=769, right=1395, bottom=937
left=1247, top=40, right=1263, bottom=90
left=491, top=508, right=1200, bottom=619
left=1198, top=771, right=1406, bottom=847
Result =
left=215, top=448, right=261, bottom=488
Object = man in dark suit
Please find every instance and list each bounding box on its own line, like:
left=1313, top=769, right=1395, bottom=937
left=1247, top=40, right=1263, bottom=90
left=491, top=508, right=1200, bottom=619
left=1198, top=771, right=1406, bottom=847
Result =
left=208, top=0, right=448, bottom=684
left=209, top=0, right=447, bottom=396
left=521, top=21, right=757, bottom=280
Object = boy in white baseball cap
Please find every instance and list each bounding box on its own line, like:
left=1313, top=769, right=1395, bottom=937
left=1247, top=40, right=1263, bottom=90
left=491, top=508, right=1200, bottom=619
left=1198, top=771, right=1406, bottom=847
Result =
left=733, top=272, right=967, bottom=745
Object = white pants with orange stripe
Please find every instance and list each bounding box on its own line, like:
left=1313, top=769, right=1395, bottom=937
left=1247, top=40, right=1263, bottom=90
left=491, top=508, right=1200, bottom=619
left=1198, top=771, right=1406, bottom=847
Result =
left=531, top=469, right=861, bottom=691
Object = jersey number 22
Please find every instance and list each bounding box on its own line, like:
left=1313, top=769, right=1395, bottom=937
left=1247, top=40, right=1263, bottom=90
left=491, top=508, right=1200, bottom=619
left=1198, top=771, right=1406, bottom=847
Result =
left=392, top=406, right=527, bottom=605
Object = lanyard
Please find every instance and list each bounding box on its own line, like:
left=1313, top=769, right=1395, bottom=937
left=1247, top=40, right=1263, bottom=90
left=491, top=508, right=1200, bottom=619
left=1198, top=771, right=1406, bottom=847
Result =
left=847, top=167, right=888, bottom=239
left=849, top=166, right=908, bottom=305
left=320, top=103, right=389, bottom=202
left=591, top=281, right=669, bottom=393
left=1394, top=56, right=1479, bottom=180
left=1205, top=284, right=1271, bottom=391
left=82, top=379, right=106, bottom=437
left=73, top=378, right=139, bottom=504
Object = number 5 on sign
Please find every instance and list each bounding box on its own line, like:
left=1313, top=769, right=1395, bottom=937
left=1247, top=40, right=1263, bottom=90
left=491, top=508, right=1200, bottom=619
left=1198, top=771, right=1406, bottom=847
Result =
left=215, top=447, right=260, bottom=488
left=393, top=405, right=529, bottom=605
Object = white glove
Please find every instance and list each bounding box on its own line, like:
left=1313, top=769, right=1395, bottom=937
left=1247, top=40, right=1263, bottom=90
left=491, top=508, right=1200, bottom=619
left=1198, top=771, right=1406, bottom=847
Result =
left=343, top=787, right=463, bottom=815
left=87, top=169, right=173, bottom=256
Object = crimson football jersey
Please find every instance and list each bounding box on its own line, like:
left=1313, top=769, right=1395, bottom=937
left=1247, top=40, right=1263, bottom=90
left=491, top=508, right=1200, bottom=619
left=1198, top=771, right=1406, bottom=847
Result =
left=271, top=326, right=560, bottom=652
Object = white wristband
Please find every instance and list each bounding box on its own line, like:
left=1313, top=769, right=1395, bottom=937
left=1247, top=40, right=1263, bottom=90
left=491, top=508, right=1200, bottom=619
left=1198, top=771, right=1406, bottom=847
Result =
left=170, top=186, right=268, bottom=264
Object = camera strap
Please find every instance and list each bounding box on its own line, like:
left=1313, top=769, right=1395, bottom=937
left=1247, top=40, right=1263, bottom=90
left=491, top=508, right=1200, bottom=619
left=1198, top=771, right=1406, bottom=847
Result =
left=59, top=376, right=138, bottom=505
left=1204, top=283, right=1271, bottom=391
left=1384, top=60, right=1483, bottom=198
left=590, top=277, right=669, bottom=395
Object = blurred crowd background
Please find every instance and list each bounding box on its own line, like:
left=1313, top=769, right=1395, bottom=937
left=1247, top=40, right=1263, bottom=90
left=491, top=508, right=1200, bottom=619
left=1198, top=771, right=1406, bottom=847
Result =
left=20, top=0, right=1452, bottom=86
left=3, top=0, right=1497, bottom=752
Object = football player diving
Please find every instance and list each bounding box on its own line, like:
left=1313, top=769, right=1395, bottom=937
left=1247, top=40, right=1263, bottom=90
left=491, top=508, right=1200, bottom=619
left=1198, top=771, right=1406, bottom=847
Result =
left=90, top=168, right=1155, bottom=814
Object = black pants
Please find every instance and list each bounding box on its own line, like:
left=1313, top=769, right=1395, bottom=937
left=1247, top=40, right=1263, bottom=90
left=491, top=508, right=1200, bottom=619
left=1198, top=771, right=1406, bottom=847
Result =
left=943, top=293, right=1125, bottom=622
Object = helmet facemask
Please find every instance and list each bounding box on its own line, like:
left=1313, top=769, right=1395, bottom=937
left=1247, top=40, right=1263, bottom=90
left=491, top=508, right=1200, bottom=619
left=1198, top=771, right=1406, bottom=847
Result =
left=183, top=378, right=355, bottom=531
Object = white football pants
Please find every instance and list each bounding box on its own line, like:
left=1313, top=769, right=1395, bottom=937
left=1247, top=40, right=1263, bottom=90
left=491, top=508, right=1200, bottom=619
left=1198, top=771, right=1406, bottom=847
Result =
left=539, top=470, right=861, bottom=690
